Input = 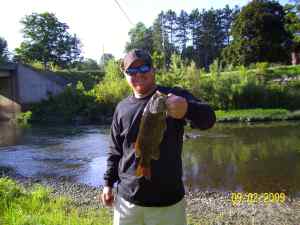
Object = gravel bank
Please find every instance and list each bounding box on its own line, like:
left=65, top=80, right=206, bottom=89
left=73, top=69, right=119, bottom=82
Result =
left=1, top=166, right=299, bottom=225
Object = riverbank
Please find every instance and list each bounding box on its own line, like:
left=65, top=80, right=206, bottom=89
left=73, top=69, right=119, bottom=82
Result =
left=16, top=108, right=300, bottom=127
left=216, top=108, right=300, bottom=123
left=1, top=166, right=299, bottom=225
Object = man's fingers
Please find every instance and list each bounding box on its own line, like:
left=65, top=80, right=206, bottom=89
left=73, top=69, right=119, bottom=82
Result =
left=101, top=192, right=114, bottom=207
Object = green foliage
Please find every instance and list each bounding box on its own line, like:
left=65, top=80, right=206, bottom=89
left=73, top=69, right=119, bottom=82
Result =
left=125, top=5, right=238, bottom=70
left=152, top=51, right=165, bottom=69
left=156, top=54, right=185, bottom=87
left=223, top=0, right=291, bottom=66
left=16, top=111, right=32, bottom=125
left=90, top=79, right=130, bottom=116
left=15, top=12, right=82, bottom=70
left=0, top=37, right=9, bottom=63
left=255, top=62, right=269, bottom=83
left=54, top=69, right=104, bottom=90
left=30, top=60, right=130, bottom=124
left=104, top=59, right=123, bottom=81
left=27, top=59, right=300, bottom=124
left=99, top=53, right=114, bottom=69
left=216, top=108, right=290, bottom=122
left=76, top=58, right=100, bottom=71
left=209, top=59, right=221, bottom=76
left=30, top=81, right=95, bottom=123
left=183, top=61, right=202, bottom=97
left=125, top=22, right=153, bottom=53
left=284, top=3, right=300, bottom=47
left=0, top=178, right=112, bottom=225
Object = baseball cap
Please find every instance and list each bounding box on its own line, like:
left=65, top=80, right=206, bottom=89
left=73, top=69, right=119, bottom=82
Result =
left=121, top=49, right=152, bottom=72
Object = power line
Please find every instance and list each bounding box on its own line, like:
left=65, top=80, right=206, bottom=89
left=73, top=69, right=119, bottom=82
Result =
left=113, top=0, right=134, bottom=26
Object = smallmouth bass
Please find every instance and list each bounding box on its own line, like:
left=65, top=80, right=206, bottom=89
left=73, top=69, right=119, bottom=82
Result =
left=135, top=91, right=168, bottom=180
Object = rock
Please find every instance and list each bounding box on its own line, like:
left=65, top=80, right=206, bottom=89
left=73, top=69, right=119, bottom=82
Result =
left=183, top=133, right=201, bottom=141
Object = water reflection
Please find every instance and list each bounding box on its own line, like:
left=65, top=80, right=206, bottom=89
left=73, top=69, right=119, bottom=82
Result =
left=0, top=124, right=110, bottom=187
left=0, top=121, right=300, bottom=195
left=183, top=122, right=300, bottom=195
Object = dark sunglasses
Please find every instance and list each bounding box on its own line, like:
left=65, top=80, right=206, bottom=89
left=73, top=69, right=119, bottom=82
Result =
left=125, top=65, right=151, bottom=76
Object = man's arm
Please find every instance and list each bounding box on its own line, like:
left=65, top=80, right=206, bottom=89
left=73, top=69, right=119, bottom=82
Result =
left=167, top=88, right=216, bottom=130
left=102, top=110, right=123, bottom=207
left=103, top=111, right=123, bottom=187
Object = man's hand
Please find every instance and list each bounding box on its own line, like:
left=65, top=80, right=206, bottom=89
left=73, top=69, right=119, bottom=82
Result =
left=100, top=186, right=114, bottom=207
left=166, top=93, right=188, bottom=119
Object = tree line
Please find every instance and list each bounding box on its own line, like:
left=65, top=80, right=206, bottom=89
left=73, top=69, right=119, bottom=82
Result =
left=126, top=0, right=300, bottom=69
left=126, top=5, right=239, bottom=69
left=0, top=0, right=299, bottom=71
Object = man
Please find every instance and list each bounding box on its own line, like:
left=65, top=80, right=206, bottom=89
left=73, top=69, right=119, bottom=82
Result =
left=101, top=49, right=216, bottom=225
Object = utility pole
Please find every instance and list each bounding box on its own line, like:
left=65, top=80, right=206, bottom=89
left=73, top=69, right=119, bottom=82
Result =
left=161, top=14, right=166, bottom=70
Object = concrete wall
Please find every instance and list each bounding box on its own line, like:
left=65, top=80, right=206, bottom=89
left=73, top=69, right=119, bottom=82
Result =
left=17, top=64, right=65, bottom=104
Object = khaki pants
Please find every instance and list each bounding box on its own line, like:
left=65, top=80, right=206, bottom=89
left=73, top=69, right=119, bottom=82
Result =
left=113, top=195, right=187, bottom=225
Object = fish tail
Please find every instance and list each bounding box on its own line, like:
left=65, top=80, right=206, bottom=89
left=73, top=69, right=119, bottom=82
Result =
left=136, top=164, right=151, bottom=180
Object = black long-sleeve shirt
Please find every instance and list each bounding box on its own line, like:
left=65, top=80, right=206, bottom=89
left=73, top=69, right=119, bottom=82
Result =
left=103, top=85, right=216, bottom=207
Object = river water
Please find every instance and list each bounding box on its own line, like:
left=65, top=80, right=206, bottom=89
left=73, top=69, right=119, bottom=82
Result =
left=0, top=121, right=300, bottom=196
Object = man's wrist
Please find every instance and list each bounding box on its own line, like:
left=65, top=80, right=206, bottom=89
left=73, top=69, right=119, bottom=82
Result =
left=103, top=186, right=112, bottom=191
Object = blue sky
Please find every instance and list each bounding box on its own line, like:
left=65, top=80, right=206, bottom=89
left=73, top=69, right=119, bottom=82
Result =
left=0, top=0, right=290, bottom=61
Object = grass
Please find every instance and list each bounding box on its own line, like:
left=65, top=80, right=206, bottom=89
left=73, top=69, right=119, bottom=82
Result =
left=0, top=177, right=203, bottom=225
left=0, top=177, right=112, bottom=225
left=216, top=108, right=300, bottom=122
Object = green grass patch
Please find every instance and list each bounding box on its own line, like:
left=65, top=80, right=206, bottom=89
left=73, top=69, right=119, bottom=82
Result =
left=0, top=177, right=204, bottom=225
left=216, top=108, right=300, bottom=122
left=0, top=178, right=112, bottom=225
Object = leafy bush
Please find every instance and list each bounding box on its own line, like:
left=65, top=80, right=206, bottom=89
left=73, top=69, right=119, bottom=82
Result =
left=27, top=56, right=300, bottom=124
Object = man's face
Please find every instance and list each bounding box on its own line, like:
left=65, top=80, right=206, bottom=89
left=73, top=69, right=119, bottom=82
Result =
left=124, top=60, right=155, bottom=95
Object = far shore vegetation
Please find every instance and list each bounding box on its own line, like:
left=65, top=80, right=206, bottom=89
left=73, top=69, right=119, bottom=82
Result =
left=17, top=62, right=300, bottom=125
left=1, top=0, right=299, bottom=125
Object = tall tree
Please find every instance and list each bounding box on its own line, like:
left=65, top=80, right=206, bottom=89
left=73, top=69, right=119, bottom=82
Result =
left=220, top=5, right=239, bottom=46
left=164, top=10, right=178, bottom=53
left=0, top=37, right=9, bottom=63
left=198, top=9, right=225, bottom=68
left=285, top=3, right=300, bottom=47
left=152, top=12, right=167, bottom=68
left=152, top=12, right=174, bottom=68
left=188, top=9, right=202, bottom=66
left=15, top=12, right=82, bottom=70
left=125, top=22, right=153, bottom=53
left=176, top=10, right=190, bottom=53
left=222, top=0, right=291, bottom=66
left=188, top=8, right=226, bottom=68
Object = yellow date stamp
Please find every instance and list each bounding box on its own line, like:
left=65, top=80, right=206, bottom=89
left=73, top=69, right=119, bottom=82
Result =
left=231, top=192, right=286, bottom=206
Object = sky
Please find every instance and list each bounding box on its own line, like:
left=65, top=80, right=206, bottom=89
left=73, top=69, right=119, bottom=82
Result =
left=0, top=0, right=290, bottom=62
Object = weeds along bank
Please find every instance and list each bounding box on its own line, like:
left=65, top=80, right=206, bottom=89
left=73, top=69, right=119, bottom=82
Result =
left=25, top=60, right=300, bottom=124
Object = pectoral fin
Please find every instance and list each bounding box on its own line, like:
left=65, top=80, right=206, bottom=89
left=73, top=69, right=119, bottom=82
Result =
left=151, top=147, right=160, bottom=160
left=134, top=141, right=141, bottom=158
left=136, top=164, right=151, bottom=180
